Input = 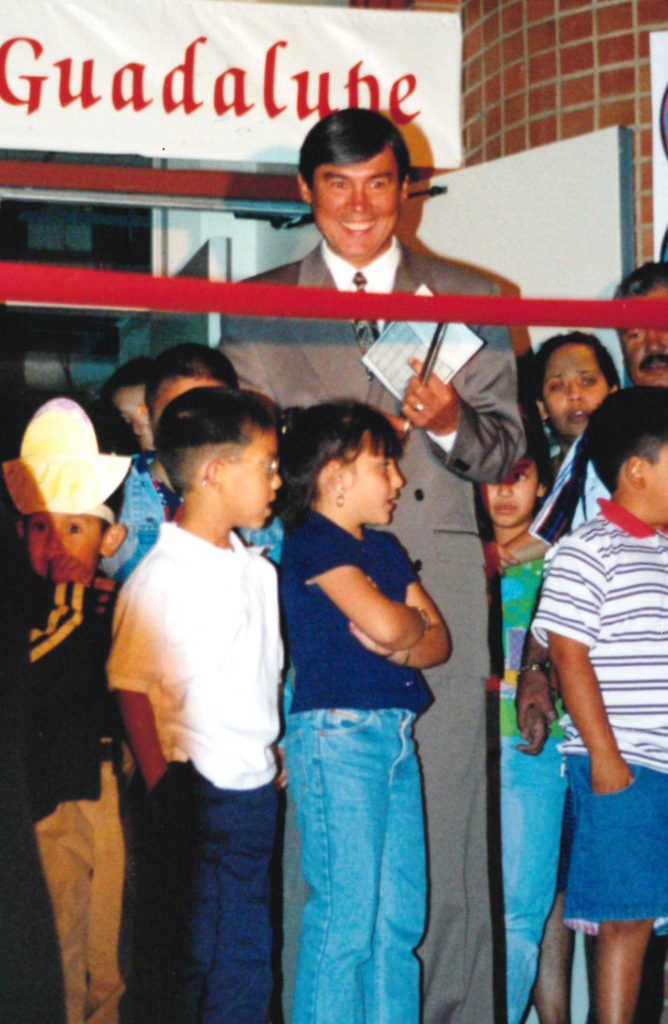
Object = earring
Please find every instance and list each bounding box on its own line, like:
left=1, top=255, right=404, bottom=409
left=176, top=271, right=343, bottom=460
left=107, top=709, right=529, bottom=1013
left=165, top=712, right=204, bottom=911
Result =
left=201, top=478, right=208, bottom=487
left=336, top=489, right=345, bottom=508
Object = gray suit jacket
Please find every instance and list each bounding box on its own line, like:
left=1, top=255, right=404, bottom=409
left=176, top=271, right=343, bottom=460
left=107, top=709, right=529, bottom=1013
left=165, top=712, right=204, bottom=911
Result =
left=221, top=243, right=524, bottom=540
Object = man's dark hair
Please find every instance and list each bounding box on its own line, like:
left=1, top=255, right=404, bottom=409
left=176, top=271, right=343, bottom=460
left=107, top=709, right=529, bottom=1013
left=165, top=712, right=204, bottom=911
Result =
left=100, top=357, right=154, bottom=404
left=145, top=344, right=239, bottom=418
left=155, top=386, right=275, bottom=495
left=588, top=386, right=668, bottom=493
left=298, top=109, right=411, bottom=187
left=614, top=262, right=668, bottom=300
left=533, top=331, right=620, bottom=401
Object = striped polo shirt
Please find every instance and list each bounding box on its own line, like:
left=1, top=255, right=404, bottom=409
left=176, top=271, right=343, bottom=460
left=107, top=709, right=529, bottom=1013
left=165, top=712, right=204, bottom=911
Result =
left=532, top=499, right=668, bottom=773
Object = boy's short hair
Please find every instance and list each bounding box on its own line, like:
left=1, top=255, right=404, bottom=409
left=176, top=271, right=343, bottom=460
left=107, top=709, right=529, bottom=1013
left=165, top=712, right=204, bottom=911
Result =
left=588, top=386, right=668, bottom=493
left=533, top=331, right=620, bottom=400
left=145, top=344, right=239, bottom=418
left=155, top=387, right=275, bottom=495
left=298, top=108, right=411, bottom=187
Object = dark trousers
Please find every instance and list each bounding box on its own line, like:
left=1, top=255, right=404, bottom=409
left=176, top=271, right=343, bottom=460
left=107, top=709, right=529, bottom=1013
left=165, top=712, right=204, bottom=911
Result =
left=171, top=771, right=279, bottom=1024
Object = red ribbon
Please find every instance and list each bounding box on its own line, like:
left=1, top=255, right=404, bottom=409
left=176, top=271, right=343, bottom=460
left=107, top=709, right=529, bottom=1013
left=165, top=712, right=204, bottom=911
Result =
left=1, top=261, right=667, bottom=329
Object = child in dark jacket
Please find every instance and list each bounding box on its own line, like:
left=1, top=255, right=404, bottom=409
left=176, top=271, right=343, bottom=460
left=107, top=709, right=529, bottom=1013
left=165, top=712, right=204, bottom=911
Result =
left=3, top=397, right=130, bottom=1024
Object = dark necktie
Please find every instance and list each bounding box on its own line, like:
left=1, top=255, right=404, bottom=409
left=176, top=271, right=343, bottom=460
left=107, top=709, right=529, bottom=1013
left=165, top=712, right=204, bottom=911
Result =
left=352, top=271, right=380, bottom=354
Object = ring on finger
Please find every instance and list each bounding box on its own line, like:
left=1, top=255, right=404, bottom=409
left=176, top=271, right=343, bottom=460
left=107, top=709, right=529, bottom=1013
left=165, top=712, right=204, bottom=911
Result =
left=415, top=401, right=425, bottom=413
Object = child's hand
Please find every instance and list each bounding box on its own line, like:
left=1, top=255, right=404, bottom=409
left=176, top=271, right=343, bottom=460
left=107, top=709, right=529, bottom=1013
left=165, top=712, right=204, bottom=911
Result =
left=48, top=553, right=96, bottom=585
left=149, top=761, right=196, bottom=832
left=348, top=620, right=394, bottom=657
left=273, top=745, right=288, bottom=790
left=591, top=753, right=634, bottom=795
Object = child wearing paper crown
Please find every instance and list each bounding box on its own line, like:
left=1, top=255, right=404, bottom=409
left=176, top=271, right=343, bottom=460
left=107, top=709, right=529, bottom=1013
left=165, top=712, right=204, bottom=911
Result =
left=2, top=397, right=130, bottom=1024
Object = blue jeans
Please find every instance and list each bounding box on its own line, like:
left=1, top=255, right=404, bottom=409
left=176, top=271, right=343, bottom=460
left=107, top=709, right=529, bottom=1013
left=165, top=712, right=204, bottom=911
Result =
left=566, top=755, right=668, bottom=930
left=285, top=707, right=426, bottom=1024
left=501, top=734, right=567, bottom=1024
left=171, top=770, right=278, bottom=1024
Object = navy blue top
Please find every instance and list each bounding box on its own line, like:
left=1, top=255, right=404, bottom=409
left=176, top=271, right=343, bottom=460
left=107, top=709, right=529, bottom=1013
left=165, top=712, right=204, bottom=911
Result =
left=281, top=513, right=431, bottom=714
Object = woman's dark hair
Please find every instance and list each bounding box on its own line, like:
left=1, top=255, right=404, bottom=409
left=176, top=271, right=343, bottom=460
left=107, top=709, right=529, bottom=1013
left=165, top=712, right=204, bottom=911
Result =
left=156, top=386, right=275, bottom=495
left=298, top=108, right=411, bottom=187
left=278, top=401, right=403, bottom=532
left=533, top=331, right=620, bottom=401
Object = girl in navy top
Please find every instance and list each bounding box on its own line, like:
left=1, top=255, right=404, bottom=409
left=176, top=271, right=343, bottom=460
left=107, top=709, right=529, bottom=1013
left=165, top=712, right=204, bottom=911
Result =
left=279, top=401, right=450, bottom=1024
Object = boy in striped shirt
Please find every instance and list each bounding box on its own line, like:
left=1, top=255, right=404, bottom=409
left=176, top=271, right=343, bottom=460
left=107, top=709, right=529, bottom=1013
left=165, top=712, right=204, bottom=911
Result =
left=532, top=386, right=668, bottom=1024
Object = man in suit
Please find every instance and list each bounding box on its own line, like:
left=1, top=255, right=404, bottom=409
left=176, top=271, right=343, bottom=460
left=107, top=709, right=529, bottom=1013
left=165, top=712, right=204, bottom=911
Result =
left=221, top=108, right=524, bottom=1024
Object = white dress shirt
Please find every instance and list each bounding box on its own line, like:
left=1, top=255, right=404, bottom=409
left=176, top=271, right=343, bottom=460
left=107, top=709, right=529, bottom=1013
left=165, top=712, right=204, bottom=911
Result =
left=321, top=238, right=456, bottom=450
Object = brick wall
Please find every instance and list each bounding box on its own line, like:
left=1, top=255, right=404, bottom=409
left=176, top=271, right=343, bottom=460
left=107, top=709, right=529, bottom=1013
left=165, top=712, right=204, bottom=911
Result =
left=459, top=0, right=668, bottom=265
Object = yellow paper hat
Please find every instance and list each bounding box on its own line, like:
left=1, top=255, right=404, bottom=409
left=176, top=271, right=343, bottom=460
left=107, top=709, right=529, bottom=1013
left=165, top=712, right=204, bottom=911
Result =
left=3, top=398, right=131, bottom=516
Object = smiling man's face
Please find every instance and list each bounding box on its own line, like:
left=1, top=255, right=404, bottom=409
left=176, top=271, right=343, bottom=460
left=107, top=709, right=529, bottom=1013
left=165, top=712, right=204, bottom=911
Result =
left=297, top=147, right=409, bottom=270
left=620, top=286, right=668, bottom=388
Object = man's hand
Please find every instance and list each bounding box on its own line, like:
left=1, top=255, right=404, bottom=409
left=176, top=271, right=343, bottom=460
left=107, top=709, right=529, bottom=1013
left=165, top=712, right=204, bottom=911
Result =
left=384, top=411, right=414, bottom=442
left=517, top=703, right=552, bottom=755
left=402, top=358, right=461, bottom=436
left=516, top=666, right=557, bottom=755
left=591, top=753, right=634, bottom=795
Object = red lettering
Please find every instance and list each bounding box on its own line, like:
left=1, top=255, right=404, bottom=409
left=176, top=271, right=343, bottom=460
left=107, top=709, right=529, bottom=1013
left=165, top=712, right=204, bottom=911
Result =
left=0, top=37, right=46, bottom=114
left=112, top=63, right=152, bottom=111
left=163, top=36, right=206, bottom=114
left=263, top=41, right=287, bottom=118
left=54, top=58, right=101, bottom=109
left=345, top=62, right=380, bottom=110
left=292, top=70, right=337, bottom=121
left=213, top=67, right=254, bottom=116
left=389, top=75, right=418, bottom=125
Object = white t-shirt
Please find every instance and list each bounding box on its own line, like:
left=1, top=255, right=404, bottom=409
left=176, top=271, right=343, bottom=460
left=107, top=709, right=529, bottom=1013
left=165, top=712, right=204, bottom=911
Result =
left=107, top=523, right=282, bottom=790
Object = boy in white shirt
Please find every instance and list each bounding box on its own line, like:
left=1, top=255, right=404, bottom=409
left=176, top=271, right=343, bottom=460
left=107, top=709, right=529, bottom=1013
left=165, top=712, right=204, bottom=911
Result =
left=107, top=387, right=282, bottom=1024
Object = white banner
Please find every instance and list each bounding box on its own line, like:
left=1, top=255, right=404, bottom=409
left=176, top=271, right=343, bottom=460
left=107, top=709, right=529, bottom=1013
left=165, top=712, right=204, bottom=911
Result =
left=0, top=0, right=462, bottom=168
left=651, top=31, right=668, bottom=261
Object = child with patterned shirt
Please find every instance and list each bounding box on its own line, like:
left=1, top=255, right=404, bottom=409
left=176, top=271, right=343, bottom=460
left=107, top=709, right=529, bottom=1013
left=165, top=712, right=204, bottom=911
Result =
left=480, top=452, right=568, bottom=1024
left=532, top=387, right=668, bottom=1024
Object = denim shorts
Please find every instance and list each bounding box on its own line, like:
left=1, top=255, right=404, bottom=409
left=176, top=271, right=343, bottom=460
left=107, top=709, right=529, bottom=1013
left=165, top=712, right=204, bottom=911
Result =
left=565, top=755, right=668, bottom=932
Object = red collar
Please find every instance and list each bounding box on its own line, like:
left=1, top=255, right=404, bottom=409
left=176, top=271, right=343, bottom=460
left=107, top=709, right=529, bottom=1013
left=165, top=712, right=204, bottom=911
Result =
left=598, top=498, right=659, bottom=538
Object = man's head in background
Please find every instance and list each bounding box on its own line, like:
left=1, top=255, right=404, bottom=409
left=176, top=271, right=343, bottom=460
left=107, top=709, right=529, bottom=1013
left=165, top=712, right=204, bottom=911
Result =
left=102, top=356, right=155, bottom=453
left=297, top=108, right=411, bottom=270
left=615, top=261, right=668, bottom=388
left=145, top=344, right=239, bottom=433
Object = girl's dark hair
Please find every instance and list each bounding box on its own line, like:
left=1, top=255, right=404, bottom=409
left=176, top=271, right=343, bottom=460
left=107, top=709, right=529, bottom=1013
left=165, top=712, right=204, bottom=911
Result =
left=532, top=331, right=620, bottom=401
left=278, top=401, right=403, bottom=532
left=156, top=386, right=275, bottom=494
